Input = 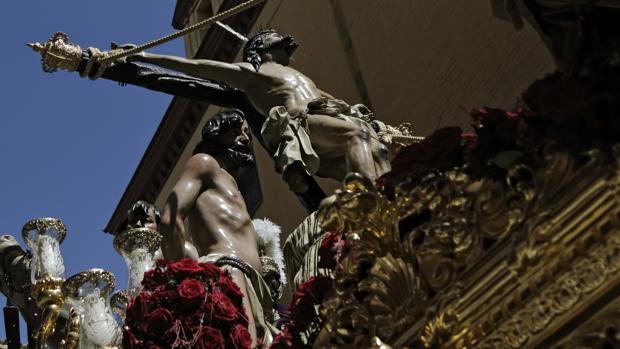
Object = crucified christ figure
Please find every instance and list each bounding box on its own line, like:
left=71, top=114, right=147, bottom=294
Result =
left=124, top=29, right=391, bottom=193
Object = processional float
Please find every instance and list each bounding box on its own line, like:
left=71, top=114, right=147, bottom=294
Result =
left=16, top=0, right=620, bottom=348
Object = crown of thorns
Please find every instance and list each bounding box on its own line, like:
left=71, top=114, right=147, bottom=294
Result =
left=243, top=29, right=298, bottom=71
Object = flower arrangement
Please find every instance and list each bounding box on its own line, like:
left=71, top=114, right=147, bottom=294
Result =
left=317, top=231, right=346, bottom=270
left=378, top=67, right=620, bottom=197
left=270, top=231, right=343, bottom=348
left=122, top=258, right=252, bottom=349
left=270, top=275, right=333, bottom=348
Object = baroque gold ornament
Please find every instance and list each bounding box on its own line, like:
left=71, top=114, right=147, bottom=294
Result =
left=59, top=307, right=81, bottom=349
left=317, top=173, right=428, bottom=347
left=31, top=277, right=65, bottom=349
left=314, top=144, right=620, bottom=348
left=27, top=32, right=83, bottom=73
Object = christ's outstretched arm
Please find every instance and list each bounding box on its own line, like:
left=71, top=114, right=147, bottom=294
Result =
left=130, top=52, right=261, bottom=90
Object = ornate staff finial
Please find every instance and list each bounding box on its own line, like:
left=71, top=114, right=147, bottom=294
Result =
left=28, top=32, right=83, bottom=73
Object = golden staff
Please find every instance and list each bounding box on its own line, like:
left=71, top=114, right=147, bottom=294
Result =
left=29, top=0, right=265, bottom=73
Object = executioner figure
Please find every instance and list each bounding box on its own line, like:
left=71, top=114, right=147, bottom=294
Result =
left=159, top=109, right=277, bottom=345
left=125, top=29, right=391, bottom=193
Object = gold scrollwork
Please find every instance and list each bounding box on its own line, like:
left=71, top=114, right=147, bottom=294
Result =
left=31, top=276, right=66, bottom=349
left=59, top=307, right=81, bottom=349
left=318, top=173, right=423, bottom=347
left=551, top=298, right=620, bottom=348
left=316, top=145, right=620, bottom=347
left=421, top=310, right=460, bottom=348
left=477, top=231, right=620, bottom=348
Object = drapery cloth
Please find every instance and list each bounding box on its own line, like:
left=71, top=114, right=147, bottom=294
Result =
left=260, top=96, right=377, bottom=180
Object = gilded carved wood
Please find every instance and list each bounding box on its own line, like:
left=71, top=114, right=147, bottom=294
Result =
left=315, top=146, right=620, bottom=348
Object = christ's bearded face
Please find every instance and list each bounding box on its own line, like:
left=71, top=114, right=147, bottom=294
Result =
left=218, top=121, right=255, bottom=167
left=261, top=32, right=298, bottom=66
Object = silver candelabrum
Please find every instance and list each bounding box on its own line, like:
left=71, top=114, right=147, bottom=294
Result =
left=63, top=269, right=120, bottom=348
left=22, top=217, right=68, bottom=349
left=113, top=227, right=162, bottom=296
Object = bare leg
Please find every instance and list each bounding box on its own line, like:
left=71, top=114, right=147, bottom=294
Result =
left=345, top=126, right=376, bottom=180
left=306, top=114, right=380, bottom=181
left=371, top=139, right=392, bottom=177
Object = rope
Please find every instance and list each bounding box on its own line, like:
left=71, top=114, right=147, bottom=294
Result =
left=99, top=0, right=266, bottom=65
left=391, top=134, right=425, bottom=142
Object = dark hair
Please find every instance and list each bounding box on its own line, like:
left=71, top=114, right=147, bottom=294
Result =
left=242, top=29, right=298, bottom=71
left=193, top=109, right=245, bottom=155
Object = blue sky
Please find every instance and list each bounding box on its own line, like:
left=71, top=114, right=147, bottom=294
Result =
left=0, top=1, right=184, bottom=341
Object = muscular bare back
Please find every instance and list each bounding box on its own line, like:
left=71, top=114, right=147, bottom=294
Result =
left=160, top=153, right=261, bottom=272
left=189, top=158, right=261, bottom=272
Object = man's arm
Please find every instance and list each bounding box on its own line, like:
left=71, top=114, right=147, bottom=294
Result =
left=130, top=52, right=260, bottom=90
left=159, top=154, right=217, bottom=260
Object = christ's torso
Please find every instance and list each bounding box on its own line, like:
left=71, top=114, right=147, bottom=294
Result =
left=188, top=165, right=262, bottom=272
left=242, top=62, right=322, bottom=116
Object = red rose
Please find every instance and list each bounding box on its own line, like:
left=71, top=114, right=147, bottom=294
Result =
left=291, top=276, right=333, bottom=313
left=155, top=259, right=169, bottom=268
left=215, top=276, right=244, bottom=307
left=126, top=292, right=150, bottom=326
left=122, top=327, right=142, bottom=348
left=169, top=258, right=203, bottom=280
left=142, top=267, right=169, bottom=291
left=144, top=341, right=161, bottom=349
left=177, top=278, right=206, bottom=309
left=522, top=72, right=587, bottom=123
left=468, top=108, right=523, bottom=178
left=194, top=326, right=225, bottom=349
left=308, top=276, right=333, bottom=298
left=180, top=312, right=201, bottom=331
left=209, top=289, right=239, bottom=322
left=318, top=232, right=345, bottom=269
left=378, top=126, right=464, bottom=197
left=230, top=324, right=252, bottom=349
left=152, top=288, right=178, bottom=309
left=199, top=261, right=225, bottom=278
left=144, top=308, right=174, bottom=343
